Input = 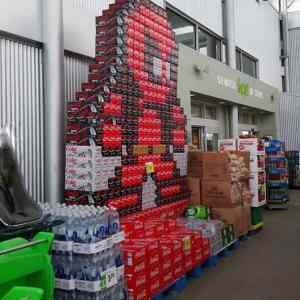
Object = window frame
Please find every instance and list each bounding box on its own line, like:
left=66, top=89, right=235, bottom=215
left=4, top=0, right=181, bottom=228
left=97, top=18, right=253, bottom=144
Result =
left=191, top=102, right=205, bottom=118
left=238, top=111, right=258, bottom=125
left=198, top=26, right=222, bottom=61
left=166, top=3, right=226, bottom=63
left=166, top=4, right=197, bottom=50
left=236, top=47, right=259, bottom=79
left=205, top=105, right=218, bottom=120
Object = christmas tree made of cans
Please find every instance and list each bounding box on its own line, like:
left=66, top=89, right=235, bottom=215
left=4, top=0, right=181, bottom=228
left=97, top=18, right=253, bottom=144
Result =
left=65, top=0, right=189, bottom=216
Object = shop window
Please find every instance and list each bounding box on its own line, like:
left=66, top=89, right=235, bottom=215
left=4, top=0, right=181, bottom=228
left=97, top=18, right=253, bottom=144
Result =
left=167, top=6, right=226, bottom=63
left=239, top=112, right=249, bottom=124
left=206, top=133, right=219, bottom=152
left=239, top=112, right=258, bottom=125
left=191, top=103, right=205, bottom=118
left=222, top=42, right=228, bottom=64
left=236, top=48, right=258, bottom=78
left=251, top=114, right=258, bottom=125
left=205, top=106, right=217, bottom=120
left=243, top=54, right=257, bottom=78
left=198, top=27, right=222, bottom=61
left=282, top=76, right=287, bottom=92
left=167, top=9, right=196, bottom=50
left=236, top=49, right=242, bottom=71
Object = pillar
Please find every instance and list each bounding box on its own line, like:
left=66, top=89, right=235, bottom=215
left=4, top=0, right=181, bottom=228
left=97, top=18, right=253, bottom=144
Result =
left=224, top=0, right=236, bottom=69
left=224, top=0, right=238, bottom=138
left=42, top=0, right=65, bottom=204
left=231, top=105, right=239, bottom=139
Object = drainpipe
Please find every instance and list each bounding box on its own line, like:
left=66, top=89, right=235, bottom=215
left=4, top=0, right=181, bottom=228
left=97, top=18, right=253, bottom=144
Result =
left=282, top=0, right=290, bottom=92
left=42, top=0, right=65, bottom=205
left=224, top=0, right=239, bottom=138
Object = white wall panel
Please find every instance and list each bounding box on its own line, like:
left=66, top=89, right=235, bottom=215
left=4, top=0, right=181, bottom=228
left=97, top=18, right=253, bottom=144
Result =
left=166, top=0, right=223, bottom=36
left=0, top=38, right=44, bottom=203
left=236, top=1, right=282, bottom=90
left=0, top=0, right=42, bottom=42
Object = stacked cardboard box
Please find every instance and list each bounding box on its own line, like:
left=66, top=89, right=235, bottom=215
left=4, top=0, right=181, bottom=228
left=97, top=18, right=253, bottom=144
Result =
left=188, top=151, right=251, bottom=237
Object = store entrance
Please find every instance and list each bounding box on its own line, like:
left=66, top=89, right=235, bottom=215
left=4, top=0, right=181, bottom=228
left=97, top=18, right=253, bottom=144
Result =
left=206, top=132, right=219, bottom=151
left=192, top=127, right=205, bottom=150
left=192, top=126, right=219, bottom=151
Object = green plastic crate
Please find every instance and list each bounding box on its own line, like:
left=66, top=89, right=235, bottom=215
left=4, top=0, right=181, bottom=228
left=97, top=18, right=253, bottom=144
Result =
left=251, top=207, right=263, bottom=227
left=0, top=232, right=54, bottom=300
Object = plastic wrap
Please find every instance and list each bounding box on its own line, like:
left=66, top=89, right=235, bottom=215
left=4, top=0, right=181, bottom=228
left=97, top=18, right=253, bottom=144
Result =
left=0, top=127, right=42, bottom=228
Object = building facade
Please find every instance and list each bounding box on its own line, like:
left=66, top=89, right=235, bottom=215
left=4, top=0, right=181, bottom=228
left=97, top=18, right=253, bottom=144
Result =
left=0, top=0, right=283, bottom=202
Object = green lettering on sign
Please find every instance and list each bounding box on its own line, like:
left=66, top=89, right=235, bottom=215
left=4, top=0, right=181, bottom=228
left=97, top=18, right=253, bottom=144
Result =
left=237, top=78, right=249, bottom=96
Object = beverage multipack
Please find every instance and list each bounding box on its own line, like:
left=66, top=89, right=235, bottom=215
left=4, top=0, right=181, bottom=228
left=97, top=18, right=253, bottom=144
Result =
left=64, top=0, right=189, bottom=216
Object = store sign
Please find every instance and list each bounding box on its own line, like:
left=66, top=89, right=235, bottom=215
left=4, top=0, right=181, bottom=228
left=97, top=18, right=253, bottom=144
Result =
left=217, top=75, right=264, bottom=99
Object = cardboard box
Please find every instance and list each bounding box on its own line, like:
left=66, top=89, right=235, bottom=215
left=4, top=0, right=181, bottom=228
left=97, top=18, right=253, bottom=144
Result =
left=225, top=150, right=250, bottom=170
left=211, top=205, right=250, bottom=238
left=201, top=180, right=242, bottom=208
left=188, top=152, right=232, bottom=180
left=241, top=204, right=251, bottom=235
left=187, top=177, right=201, bottom=205
left=211, top=206, right=243, bottom=238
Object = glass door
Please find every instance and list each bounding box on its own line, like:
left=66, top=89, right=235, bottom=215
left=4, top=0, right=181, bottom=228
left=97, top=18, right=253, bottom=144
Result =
left=192, top=127, right=205, bottom=150
left=206, top=132, right=219, bottom=152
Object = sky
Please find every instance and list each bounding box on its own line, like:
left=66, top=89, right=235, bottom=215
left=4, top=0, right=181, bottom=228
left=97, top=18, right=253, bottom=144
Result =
left=269, top=0, right=300, bottom=12
left=289, top=0, right=300, bottom=12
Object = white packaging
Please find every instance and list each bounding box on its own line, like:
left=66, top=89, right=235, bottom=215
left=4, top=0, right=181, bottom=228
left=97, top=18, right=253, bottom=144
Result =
left=55, top=278, right=76, bottom=291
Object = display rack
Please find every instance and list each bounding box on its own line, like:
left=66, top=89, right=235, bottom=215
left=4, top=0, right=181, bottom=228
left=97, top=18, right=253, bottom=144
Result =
left=286, top=151, right=300, bottom=189
left=237, top=138, right=266, bottom=231
left=265, top=140, right=289, bottom=210
left=238, top=138, right=266, bottom=208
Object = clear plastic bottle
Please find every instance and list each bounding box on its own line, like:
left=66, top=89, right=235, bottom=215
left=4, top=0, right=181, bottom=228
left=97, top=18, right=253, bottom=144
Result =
left=108, top=208, right=120, bottom=235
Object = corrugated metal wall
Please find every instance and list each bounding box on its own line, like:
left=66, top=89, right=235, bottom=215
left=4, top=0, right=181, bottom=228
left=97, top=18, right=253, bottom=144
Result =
left=279, top=93, right=300, bottom=151
left=64, top=53, right=92, bottom=101
left=72, top=0, right=114, bottom=10
left=289, top=29, right=300, bottom=94
left=278, top=29, right=300, bottom=151
left=0, top=37, right=44, bottom=203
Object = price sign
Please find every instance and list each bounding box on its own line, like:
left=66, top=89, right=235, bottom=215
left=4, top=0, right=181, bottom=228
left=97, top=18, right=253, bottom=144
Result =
left=99, top=267, right=117, bottom=289
left=105, top=267, right=117, bottom=288
left=145, top=162, right=155, bottom=174
left=183, top=237, right=191, bottom=251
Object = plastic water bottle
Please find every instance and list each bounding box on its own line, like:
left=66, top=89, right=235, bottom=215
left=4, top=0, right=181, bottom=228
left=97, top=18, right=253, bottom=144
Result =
left=108, top=208, right=120, bottom=235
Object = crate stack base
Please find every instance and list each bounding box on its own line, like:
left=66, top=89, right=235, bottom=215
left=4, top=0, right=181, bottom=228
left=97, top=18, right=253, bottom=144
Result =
left=64, top=0, right=190, bottom=217
left=265, top=140, right=289, bottom=210
left=250, top=207, right=263, bottom=231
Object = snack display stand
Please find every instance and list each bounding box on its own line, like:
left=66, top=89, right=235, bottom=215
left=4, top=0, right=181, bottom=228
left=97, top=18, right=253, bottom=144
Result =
left=238, top=138, right=266, bottom=230
left=265, top=140, right=289, bottom=210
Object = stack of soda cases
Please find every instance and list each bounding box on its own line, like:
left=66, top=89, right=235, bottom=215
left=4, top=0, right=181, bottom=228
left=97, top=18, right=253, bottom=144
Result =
left=265, top=140, right=289, bottom=209
left=121, top=218, right=210, bottom=299
left=285, top=151, right=300, bottom=189
left=41, top=204, right=126, bottom=300
left=180, top=219, right=228, bottom=256
left=64, top=0, right=190, bottom=216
